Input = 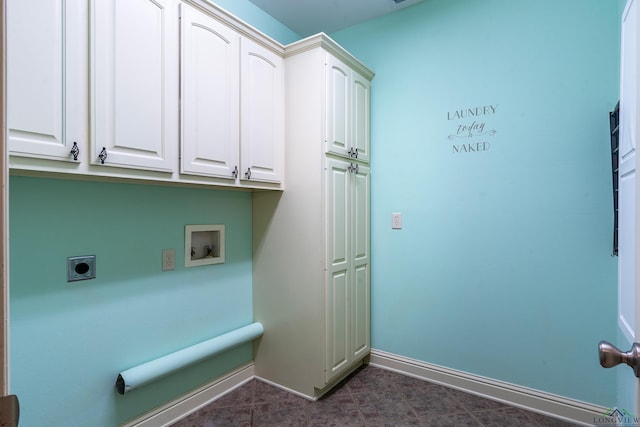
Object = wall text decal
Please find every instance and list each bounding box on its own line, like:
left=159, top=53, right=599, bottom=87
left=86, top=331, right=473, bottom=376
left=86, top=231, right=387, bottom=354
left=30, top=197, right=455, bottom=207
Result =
left=447, top=104, right=498, bottom=154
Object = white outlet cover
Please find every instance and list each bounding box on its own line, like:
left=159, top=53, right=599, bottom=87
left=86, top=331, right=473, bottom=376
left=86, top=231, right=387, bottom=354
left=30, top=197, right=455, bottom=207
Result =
left=162, top=248, right=175, bottom=271
left=392, top=212, right=402, bottom=229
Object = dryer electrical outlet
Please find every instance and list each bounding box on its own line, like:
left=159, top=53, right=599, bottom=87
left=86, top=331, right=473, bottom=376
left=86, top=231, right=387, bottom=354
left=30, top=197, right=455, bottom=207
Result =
left=67, top=255, right=96, bottom=282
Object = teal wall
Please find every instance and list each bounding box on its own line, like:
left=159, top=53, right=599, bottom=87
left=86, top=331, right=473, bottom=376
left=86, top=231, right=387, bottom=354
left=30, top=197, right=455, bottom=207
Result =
left=332, top=0, right=620, bottom=406
left=204, top=0, right=300, bottom=44
left=10, top=177, right=254, bottom=426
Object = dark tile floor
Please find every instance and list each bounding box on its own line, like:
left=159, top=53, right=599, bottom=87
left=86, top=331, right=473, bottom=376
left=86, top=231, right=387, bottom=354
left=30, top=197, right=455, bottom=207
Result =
left=171, top=365, right=577, bottom=426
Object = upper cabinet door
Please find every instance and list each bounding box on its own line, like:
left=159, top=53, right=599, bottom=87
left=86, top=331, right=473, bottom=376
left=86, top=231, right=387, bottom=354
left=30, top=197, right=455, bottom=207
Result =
left=325, top=53, right=370, bottom=163
left=7, top=0, right=88, bottom=162
left=240, top=38, right=284, bottom=183
left=91, top=0, right=178, bottom=172
left=351, top=72, right=371, bottom=164
left=325, top=54, right=350, bottom=159
left=180, top=3, right=239, bottom=179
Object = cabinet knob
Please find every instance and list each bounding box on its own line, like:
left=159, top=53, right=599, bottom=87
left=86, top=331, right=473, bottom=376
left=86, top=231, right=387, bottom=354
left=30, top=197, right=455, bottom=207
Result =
left=232, top=165, right=239, bottom=179
left=245, top=168, right=251, bottom=179
left=98, top=147, right=108, bottom=164
left=70, top=142, right=80, bottom=161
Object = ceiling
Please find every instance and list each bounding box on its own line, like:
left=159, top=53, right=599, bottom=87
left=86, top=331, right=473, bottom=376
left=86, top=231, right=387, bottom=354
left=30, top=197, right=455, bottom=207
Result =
left=247, top=0, right=426, bottom=37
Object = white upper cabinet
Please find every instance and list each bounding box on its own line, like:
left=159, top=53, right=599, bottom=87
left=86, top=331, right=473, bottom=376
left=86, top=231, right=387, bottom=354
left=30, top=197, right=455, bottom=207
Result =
left=240, top=38, right=284, bottom=183
left=91, top=0, right=179, bottom=172
left=326, top=54, right=370, bottom=163
left=8, top=0, right=284, bottom=189
left=7, top=0, right=88, bottom=163
left=180, top=3, right=240, bottom=180
left=180, top=5, right=283, bottom=185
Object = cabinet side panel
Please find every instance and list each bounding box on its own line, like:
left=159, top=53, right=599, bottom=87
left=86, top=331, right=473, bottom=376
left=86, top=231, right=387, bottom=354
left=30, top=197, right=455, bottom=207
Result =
left=253, top=50, right=325, bottom=397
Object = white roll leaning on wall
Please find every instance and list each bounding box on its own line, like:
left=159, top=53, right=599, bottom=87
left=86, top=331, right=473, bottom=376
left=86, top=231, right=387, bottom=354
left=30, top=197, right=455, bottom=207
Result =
left=115, top=322, right=264, bottom=394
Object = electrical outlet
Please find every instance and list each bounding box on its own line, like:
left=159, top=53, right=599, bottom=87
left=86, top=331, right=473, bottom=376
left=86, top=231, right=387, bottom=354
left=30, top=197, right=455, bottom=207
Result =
left=392, top=212, right=402, bottom=229
left=67, top=255, right=96, bottom=282
left=162, top=249, right=175, bottom=271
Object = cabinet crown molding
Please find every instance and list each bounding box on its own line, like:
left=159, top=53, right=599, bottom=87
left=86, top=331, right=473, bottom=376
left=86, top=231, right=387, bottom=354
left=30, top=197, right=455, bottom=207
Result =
left=284, top=33, right=375, bottom=81
left=182, top=0, right=285, bottom=56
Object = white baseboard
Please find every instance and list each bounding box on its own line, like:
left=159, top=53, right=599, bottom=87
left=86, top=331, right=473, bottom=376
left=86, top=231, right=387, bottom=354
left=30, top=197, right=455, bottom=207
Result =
left=369, top=349, right=607, bottom=426
left=119, top=362, right=255, bottom=427
left=120, top=352, right=609, bottom=427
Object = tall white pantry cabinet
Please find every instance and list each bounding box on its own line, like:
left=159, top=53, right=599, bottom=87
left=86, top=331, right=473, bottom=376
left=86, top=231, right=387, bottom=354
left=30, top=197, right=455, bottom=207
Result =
left=253, top=34, right=374, bottom=399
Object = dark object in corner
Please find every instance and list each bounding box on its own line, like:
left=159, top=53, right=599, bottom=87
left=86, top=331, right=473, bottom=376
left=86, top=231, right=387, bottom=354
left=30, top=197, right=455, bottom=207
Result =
left=0, top=394, right=19, bottom=427
left=609, top=101, right=619, bottom=256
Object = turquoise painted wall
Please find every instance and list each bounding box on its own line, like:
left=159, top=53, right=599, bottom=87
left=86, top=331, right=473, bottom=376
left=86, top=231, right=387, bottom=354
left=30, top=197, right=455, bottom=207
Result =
left=204, top=0, right=300, bottom=44
left=10, top=177, right=254, bottom=426
left=332, top=0, right=620, bottom=406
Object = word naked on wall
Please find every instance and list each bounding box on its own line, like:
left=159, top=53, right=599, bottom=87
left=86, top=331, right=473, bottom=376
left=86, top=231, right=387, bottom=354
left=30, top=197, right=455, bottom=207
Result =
left=447, top=104, right=498, bottom=154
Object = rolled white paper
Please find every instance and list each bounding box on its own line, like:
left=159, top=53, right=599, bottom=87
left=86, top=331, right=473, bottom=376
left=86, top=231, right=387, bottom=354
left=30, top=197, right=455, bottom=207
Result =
left=116, top=322, right=264, bottom=394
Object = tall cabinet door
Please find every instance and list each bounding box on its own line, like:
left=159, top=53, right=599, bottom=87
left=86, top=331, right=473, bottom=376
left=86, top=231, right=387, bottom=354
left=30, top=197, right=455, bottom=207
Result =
left=7, top=0, right=88, bottom=162
left=180, top=3, right=239, bottom=179
left=351, top=164, right=370, bottom=360
left=325, top=54, right=350, bottom=159
left=91, top=0, right=178, bottom=172
left=352, top=73, right=371, bottom=164
left=325, top=158, right=351, bottom=382
left=240, top=38, right=284, bottom=183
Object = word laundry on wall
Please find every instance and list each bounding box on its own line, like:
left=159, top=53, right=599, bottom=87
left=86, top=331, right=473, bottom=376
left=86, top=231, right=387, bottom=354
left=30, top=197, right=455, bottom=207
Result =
left=447, top=103, right=498, bottom=154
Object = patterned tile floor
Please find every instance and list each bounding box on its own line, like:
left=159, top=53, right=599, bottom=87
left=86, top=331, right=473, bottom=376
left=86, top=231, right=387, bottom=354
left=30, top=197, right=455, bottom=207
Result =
left=171, top=365, right=577, bottom=426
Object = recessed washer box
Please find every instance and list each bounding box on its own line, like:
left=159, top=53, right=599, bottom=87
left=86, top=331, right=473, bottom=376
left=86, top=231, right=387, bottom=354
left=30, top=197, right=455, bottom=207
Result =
left=67, top=255, right=96, bottom=282
left=185, top=225, right=225, bottom=268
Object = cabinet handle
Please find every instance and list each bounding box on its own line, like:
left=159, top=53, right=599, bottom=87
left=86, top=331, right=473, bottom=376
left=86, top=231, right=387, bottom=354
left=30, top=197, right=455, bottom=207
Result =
left=348, top=163, right=359, bottom=174
left=70, top=142, right=79, bottom=161
left=347, top=147, right=359, bottom=159
left=245, top=168, right=251, bottom=179
left=232, top=165, right=239, bottom=178
left=98, top=147, right=108, bottom=164
left=354, top=148, right=359, bottom=159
